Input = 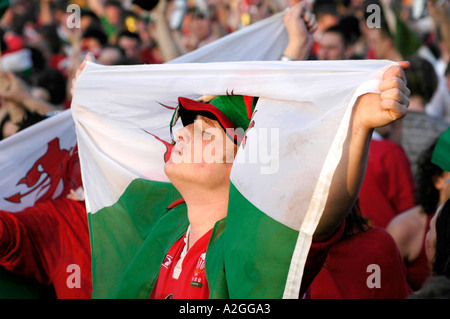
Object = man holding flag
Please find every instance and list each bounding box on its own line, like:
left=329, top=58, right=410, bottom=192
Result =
left=147, top=62, right=411, bottom=298
left=66, top=0, right=413, bottom=299
left=0, top=2, right=319, bottom=299
left=72, top=57, right=410, bottom=299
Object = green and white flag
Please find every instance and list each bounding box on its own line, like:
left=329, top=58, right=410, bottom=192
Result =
left=72, top=58, right=395, bottom=299
left=71, top=9, right=396, bottom=299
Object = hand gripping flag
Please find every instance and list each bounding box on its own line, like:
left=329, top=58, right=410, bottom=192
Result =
left=72, top=58, right=396, bottom=299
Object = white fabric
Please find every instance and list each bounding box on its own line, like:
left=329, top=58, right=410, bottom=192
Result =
left=168, top=10, right=289, bottom=64
left=1, top=49, right=32, bottom=72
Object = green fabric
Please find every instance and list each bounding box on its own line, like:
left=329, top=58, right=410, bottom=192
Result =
left=89, top=178, right=181, bottom=298
left=0, top=267, right=56, bottom=299
left=206, top=217, right=229, bottom=298
left=432, top=128, right=450, bottom=172
left=208, top=95, right=257, bottom=130
left=223, top=182, right=299, bottom=298
left=394, top=14, right=422, bottom=59
left=115, top=202, right=189, bottom=298
left=100, top=15, right=118, bottom=40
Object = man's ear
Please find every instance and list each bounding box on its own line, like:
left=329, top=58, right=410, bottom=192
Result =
left=434, top=173, right=449, bottom=190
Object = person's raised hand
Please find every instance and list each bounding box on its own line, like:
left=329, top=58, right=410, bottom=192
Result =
left=71, top=53, right=96, bottom=96
left=0, top=71, right=30, bottom=104
left=354, top=61, right=411, bottom=132
left=282, top=1, right=317, bottom=60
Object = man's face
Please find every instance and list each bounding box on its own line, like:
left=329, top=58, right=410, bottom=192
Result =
left=105, top=5, right=121, bottom=25
left=190, top=17, right=211, bottom=42
left=317, top=32, right=347, bottom=60
left=366, top=28, right=391, bottom=59
left=118, top=36, right=140, bottom=60
left=164, top=115, right=236, bottom=190
left=82, top=37, right=103, bottom=53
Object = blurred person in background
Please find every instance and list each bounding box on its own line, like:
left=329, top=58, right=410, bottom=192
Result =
left=398, top=55, right=448, bottom=178
left=387, top=133, right=450, bottom=291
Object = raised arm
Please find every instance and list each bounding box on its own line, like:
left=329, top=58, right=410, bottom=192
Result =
left=0, top=71, right=56, bottom=116
left=87, top=0, right=105, bottom=18
left=313, top=62, right=411, bottom=241
left=281, top=2, right=317, bottom=61
left=153, top=0, right=184, bottom=62
left=428, top=0, right=450, bottom=56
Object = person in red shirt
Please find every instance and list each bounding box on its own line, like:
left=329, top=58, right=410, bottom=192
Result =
left=68, top=3, right=410, bottom=298
left=310, top=204, right=412, bottom=299
left=0, top=196, right=92, bottom=299
left=387, top=136, right=450, bottom=291
left=358, top=131, right=416, bottom=228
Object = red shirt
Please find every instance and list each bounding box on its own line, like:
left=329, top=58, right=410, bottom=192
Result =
left=0, top=198, right=92, bottom=299
left=310, top=227, right=412, bottom=299
left=150, top=229, right=213, bottom=299
left=358, top=138, right=416, bottom=228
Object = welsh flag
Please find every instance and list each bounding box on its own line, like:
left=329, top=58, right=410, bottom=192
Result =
left=0, top=110, right=80, bottom=213
left=0, top=109, right=80, bottom=298
left=72, top=21, right=395, bottom=298
left=73, top=60, right=394, bottom=299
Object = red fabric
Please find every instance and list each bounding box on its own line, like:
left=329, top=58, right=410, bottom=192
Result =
left=140, top=47, right=163, bottom=64
left=48, top=53, right=67, bottom=74
left=359, top=138, right=416, bottom=228
left=310, top=226, right=412, bottom=299
left=150, top=229, right=213, bottom=299
left=405, top=214, right=434, bottom=291
left=2, top=33, right=25, bottom=54
left=0, top=198, right=91, bottom=299
left=300, top=221, right=345, bottom=297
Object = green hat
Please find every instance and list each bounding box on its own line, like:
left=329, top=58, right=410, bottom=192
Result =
left=170, top=95, right=258, bottom=145
left=432, top=128, right=450, bottom=172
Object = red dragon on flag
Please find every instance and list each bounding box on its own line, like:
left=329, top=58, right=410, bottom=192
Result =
left=4, top=137, right=82, bottom=205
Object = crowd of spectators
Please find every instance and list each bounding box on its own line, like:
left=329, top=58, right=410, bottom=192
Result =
left=0, top=0, right=450, bottom=299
